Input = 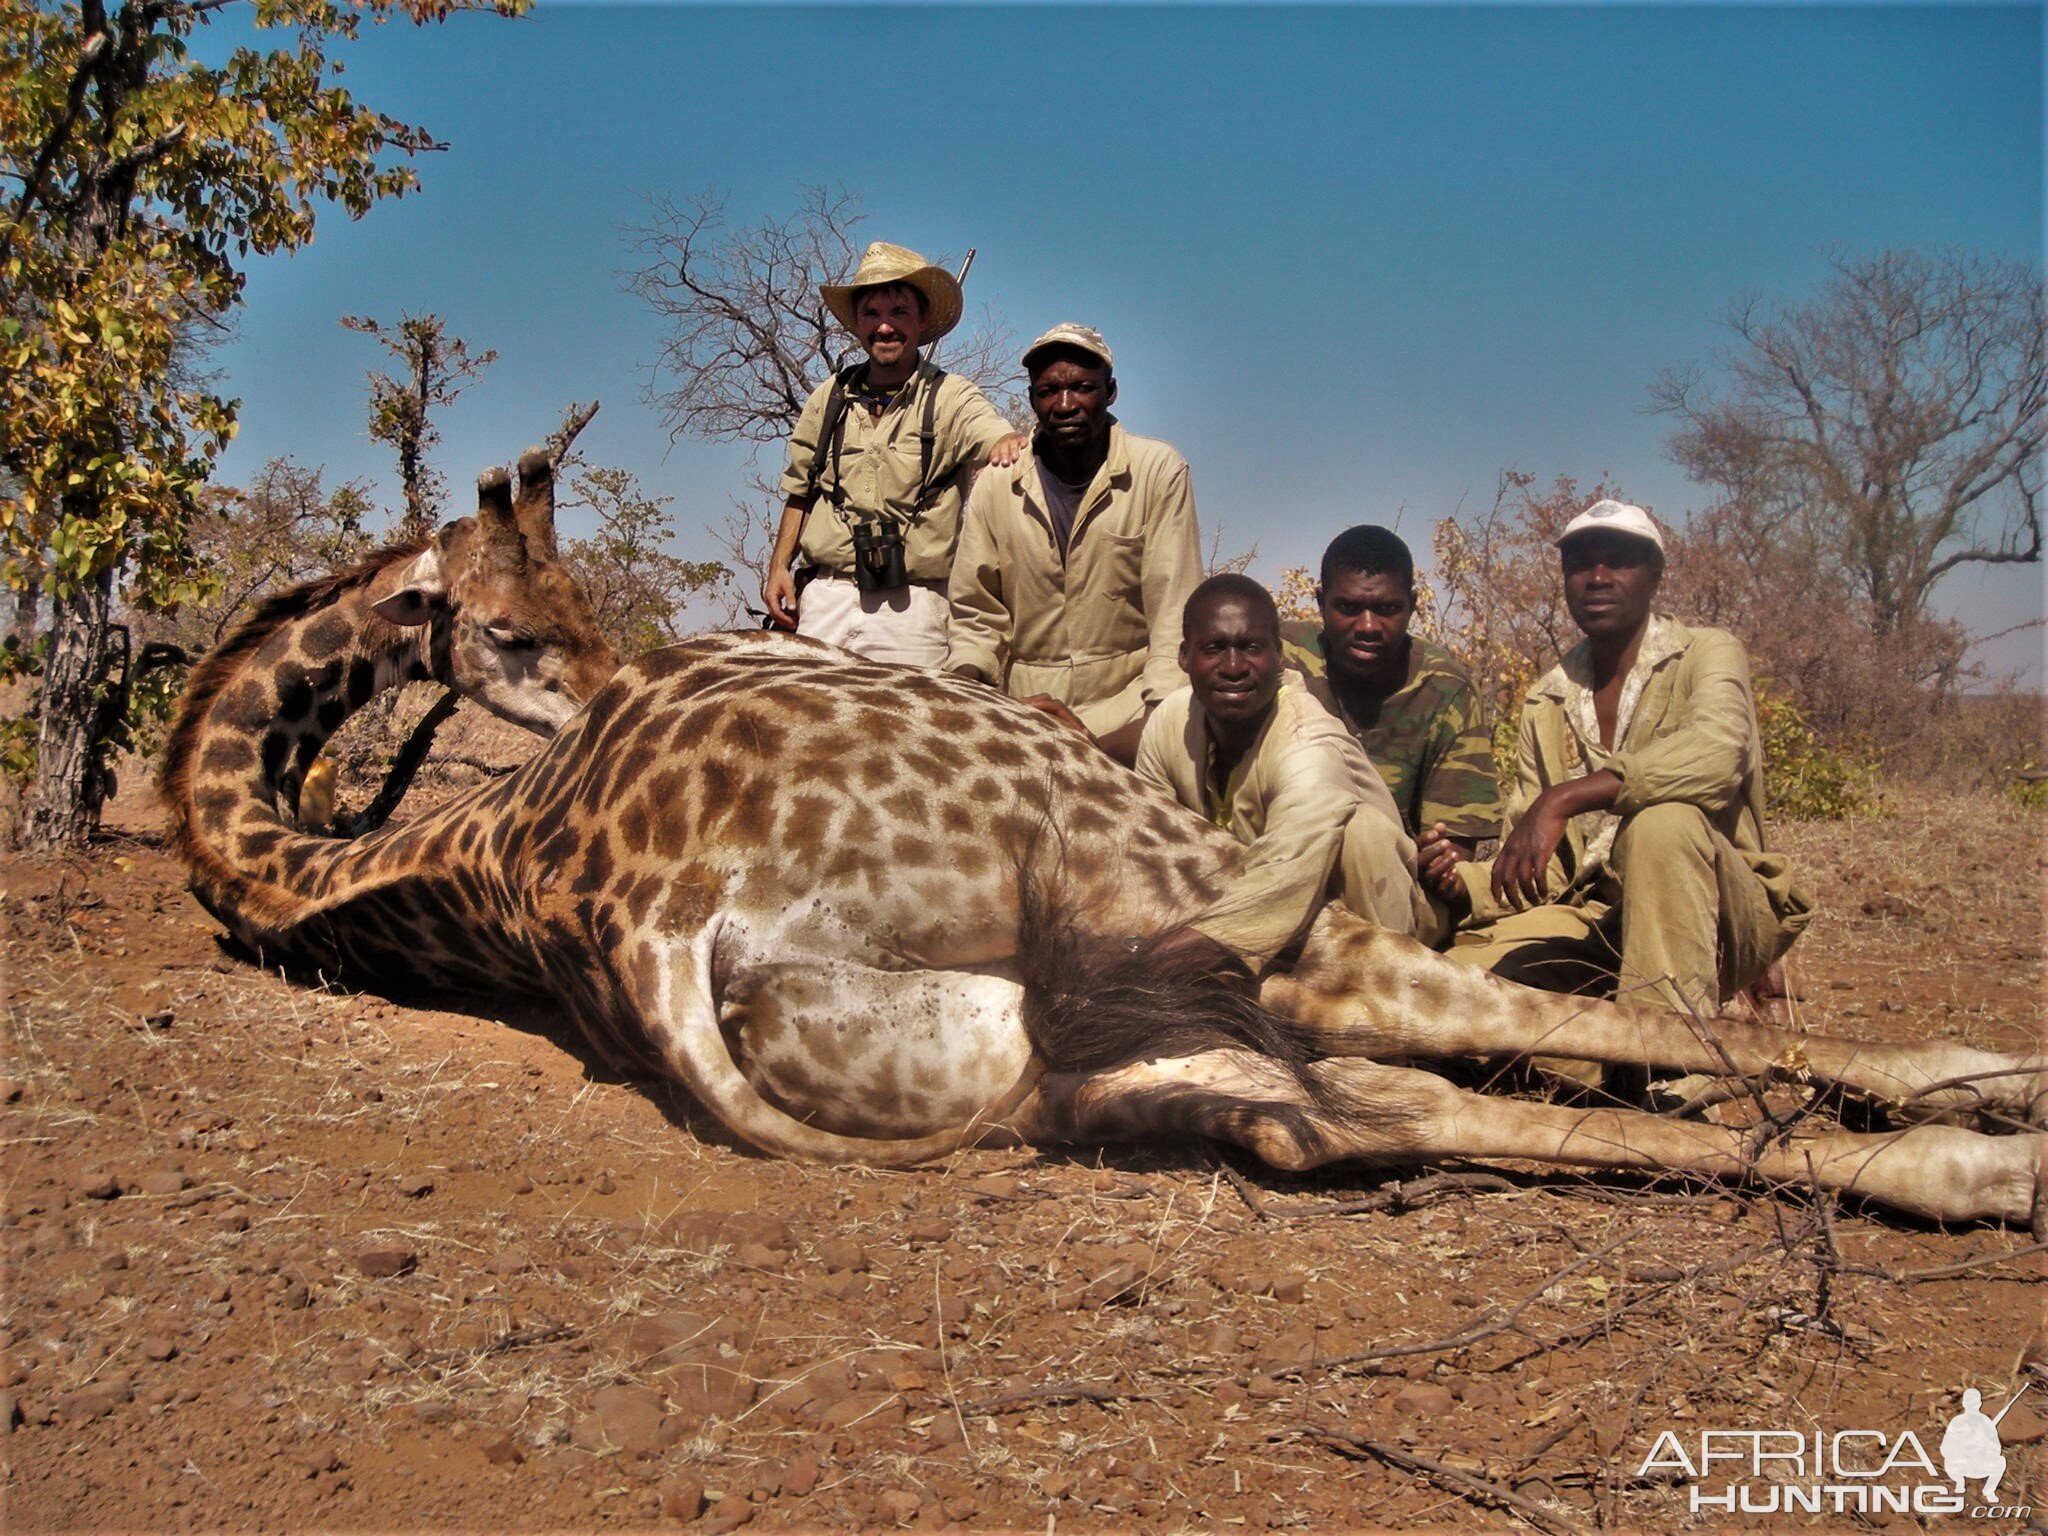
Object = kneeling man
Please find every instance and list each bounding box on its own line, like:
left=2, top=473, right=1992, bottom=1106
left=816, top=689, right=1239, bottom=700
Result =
left=1439, top=501, right=1812, bottom=1018
left=1135, top=575, right=1426, bottom=982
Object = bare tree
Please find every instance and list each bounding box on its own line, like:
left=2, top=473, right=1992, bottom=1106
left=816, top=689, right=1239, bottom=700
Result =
left=627, top=187, right=1019, bottom=593
left=1652, top=248, right=2044, bottom=640
left=340, top=312, right=499, bottom=541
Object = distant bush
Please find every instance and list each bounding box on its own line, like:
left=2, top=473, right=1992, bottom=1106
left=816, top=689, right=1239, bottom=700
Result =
left=1754, top=682, right=1879, bottom=821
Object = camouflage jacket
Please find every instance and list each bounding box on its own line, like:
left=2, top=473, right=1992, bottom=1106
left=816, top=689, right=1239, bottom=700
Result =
left=1278, top=625, right=1502, bottom=840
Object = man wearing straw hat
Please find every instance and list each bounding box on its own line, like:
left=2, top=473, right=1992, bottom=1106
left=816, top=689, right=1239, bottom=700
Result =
left=1437, top=499, right=1811, bottom=1031
left=764, top=242, right=1025, bottom=666
left=946, top=323, right=1202, bottom=765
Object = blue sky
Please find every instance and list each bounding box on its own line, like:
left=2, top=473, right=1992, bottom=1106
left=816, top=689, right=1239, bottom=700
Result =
left=203, top=3, right=2045, bottom=679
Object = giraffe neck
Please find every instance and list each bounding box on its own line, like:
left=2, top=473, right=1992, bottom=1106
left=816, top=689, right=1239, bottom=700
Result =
left=162, top=546, right=441, bottom=934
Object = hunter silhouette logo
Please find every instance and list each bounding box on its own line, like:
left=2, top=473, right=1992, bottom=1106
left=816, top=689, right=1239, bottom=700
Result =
left=1941, top=1384, right=2026, bottom=1505
left=1637, top=1382, right=2033, bottom=1519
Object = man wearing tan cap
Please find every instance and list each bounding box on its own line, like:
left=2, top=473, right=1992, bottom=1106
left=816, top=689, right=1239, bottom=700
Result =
left=1438, top=499, right=1812, bottom=1037
left=764, top=242, right=1024, bottom=666
left=946, top=323, right=1202, bottom=765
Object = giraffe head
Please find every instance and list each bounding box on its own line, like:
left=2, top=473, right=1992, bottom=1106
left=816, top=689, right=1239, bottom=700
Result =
left=371, top=449, right=618, bottom=734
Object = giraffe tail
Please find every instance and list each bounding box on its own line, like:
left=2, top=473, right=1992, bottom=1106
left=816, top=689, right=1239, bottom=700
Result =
left=645, top=929, right=1036, bottom=1168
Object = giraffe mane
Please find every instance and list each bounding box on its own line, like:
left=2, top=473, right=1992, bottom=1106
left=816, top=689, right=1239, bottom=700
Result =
left=160, top=537, right=429, bottom=908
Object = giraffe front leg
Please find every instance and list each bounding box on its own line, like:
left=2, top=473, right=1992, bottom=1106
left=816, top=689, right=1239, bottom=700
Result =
left=1265, top=910, right=2047, bottom=1123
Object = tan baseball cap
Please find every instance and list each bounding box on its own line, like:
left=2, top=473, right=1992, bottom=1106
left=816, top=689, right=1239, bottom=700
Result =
left=1557, top=499, right=1665, bottom=554
left=821, top=243, right=964, bottom=342
left=1022, top=322, right=1113, bottom=372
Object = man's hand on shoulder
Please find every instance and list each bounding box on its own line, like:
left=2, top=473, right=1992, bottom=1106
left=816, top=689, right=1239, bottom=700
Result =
left=1017, top=693, right=1090, bottom=737
left=986, top=432, right=1028, bottom=468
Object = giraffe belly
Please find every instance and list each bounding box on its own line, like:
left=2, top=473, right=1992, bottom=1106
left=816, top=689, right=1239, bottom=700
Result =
left=720, top=963, right=1033, bottom=1140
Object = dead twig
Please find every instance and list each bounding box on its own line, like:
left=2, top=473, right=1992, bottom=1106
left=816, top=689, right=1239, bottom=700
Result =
left=412, top=1322, right=572, bottom=1371
left=1250, top=1170, right=1519, bottom=1219
left=1175, top=1232, right=1639, bottom=1385
left=340, top=690, right=461, bottom=836
left=1284, top=1423, right=1589, bottom=1536
left=1837, top=1238, right=2048, bottom=1283
left=959, top=1383, right=1160, bottom=1414
left=1219, top=1164, right=1268, bottom=1221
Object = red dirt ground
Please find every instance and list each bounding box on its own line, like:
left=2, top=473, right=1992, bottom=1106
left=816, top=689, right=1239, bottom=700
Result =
left=3, top=752, right=2043, bottom=1533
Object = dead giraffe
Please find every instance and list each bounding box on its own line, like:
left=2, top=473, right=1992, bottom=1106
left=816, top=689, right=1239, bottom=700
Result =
left=162, top=472, right=2046, bottom=1232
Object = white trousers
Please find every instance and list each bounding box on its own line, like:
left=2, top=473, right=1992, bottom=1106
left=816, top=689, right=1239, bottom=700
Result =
left=795, top=577, right=950, bottom=669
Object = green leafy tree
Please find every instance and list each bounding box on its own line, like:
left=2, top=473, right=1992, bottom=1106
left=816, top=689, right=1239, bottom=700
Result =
left=0, top=0, right=522, bottom=849
left=559, top=464, right=730, bottom=654
left=142, top=455, right=375, bottom=655
left=340, top=310, right=497, bottom=541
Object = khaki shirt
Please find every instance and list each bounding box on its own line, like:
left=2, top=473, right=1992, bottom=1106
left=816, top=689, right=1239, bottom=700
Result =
left=1137, top=681, right=1413, bottom=971
left=778, top=365, right=1014, bottom=582
left=946, top=422, right=1201, bottom=734
left=1279, top=625, right=1503, bottom=839
left=1457, top=618, right=1812, bottom=941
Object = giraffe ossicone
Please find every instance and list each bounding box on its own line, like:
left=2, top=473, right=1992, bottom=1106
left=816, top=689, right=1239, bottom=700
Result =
left=161, top=450, right=2046, bottom=1233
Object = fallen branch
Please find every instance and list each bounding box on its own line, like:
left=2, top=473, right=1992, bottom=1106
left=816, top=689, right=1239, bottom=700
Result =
left=1169, top=1232, right=1638, bottom=1385
left=1283, top=1423, right=1589, bottom=1536
left=1218, top=1166, right=1517, bottom=1223
left=340, top=690, right=462, bottom=836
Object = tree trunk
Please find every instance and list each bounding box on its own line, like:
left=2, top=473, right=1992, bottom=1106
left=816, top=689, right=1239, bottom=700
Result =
left=18, top=568, right=115, bottom=849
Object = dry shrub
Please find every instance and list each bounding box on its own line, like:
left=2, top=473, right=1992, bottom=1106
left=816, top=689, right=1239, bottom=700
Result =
left=1416, top=471, right=2030, bottom=817
left=1428, top=472, right=1633, bottom=791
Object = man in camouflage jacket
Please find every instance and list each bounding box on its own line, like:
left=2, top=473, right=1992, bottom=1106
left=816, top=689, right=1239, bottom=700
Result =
left=1280, top=525, right=1499, bottom=946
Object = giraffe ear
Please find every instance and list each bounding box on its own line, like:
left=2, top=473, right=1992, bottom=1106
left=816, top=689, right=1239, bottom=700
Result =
left=371, top=548, right=448, bottom=628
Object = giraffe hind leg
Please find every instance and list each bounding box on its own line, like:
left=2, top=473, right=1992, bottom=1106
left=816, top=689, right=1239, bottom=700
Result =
left=1032, top=1049, right=2041, bottom=1228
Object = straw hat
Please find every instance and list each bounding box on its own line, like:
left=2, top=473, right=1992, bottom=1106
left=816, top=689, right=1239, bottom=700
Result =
left=821, top=243, right=963, bottom=342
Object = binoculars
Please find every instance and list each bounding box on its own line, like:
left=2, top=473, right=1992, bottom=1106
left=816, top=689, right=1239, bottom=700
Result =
left=851, top=521, right=909, bottom=593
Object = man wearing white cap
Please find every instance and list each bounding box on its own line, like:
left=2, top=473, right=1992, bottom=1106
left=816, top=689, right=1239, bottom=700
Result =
left=946, top=323, right=1202, bottom=765
left=1434, top=499, right=1812, bottom=1031
left=764, top=242, right=1025, bottom=666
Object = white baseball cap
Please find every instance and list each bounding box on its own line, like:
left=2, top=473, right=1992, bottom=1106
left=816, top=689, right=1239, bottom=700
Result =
left=1557, top=499, right=1665, bottom=554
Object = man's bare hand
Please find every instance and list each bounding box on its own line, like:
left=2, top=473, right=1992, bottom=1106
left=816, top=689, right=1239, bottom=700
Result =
left=986, top=432, right=1028, bottom=468
left=1018, top=694, right=1089, bottom=736
left=1491, top=795, right=1568, bottom=912
left=762, top=568, right=799, bottom=631
left=1415, top=822, right=1470, bottom=905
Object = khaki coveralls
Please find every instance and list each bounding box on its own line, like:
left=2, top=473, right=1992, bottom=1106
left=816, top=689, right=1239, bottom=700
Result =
left=946, top=422, right=1202, bottom=734
left=1448, top=619, right=1813, bottom=1016
left=1136, top=682, right=1426, bottom=974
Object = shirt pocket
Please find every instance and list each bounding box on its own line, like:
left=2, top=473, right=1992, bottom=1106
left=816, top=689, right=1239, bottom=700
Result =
left=1085, top=530, right=1147, bottom=603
